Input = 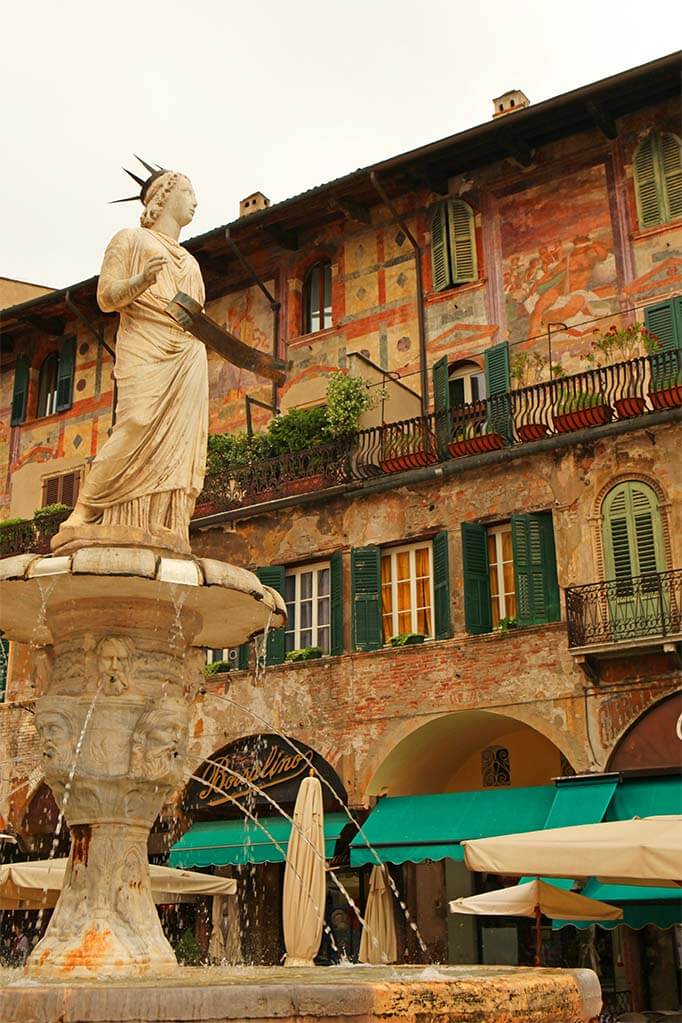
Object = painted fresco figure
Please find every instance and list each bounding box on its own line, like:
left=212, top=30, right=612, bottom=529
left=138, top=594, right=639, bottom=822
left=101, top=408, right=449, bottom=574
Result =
left=60, top=171, right=207, bottom=553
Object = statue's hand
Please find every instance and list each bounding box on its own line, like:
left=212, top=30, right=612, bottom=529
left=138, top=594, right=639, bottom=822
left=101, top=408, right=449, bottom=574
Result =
left=141, top=256, right=167, bottom=286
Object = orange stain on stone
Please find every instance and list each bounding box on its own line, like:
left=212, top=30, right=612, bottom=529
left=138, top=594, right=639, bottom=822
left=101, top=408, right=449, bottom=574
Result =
left=61, top=926, right=112, bottom=971
left=193, top=718, right=204, bottom=737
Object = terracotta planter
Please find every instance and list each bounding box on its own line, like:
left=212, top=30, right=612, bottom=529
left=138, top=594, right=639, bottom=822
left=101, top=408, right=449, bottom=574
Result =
left=283, top=473, right=329, bottom=497
left=517, top=422, right=549, bottom=443
left=552, top=403, right=611, bottom=434
left=447, top=433, right=505, bottom=459
left=379, top=450, right=438, bottom=474
left=614, top=395, right=647, bottom=419
left=192, top=501, right=218, bottom=518
left=649, top=385, right=682, bottom=410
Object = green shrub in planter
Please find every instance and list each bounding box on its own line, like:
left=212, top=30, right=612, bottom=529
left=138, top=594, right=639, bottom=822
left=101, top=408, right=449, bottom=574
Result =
left=554, top=388, right=604, bottom=414
left=285, top=646, right=323, bottom=662
left=203, top=660, right=231, bottom=677
left=497, top=617, right=518, bottom=635
left=0, top=517, right=30, bottom=529
left=33, top=503, right=71, bottom=520
left=389, top=633, right=426, bottom=647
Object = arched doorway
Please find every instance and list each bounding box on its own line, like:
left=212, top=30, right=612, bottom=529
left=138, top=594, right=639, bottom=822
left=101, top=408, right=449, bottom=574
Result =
left=608, top=691, right=682, bottom=771
left=369, top=710, right=569, bottom=797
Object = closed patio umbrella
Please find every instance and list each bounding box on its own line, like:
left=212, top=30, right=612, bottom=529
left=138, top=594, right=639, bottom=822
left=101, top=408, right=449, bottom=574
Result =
left=282, top=775, right=326, bottom=967
left=449, top=879, right=622, bottom=965
left=462, top=816, right=682, bottom=886
left=208, top=894, right=227, bottom=961
left=359, top=864, right=397, bottom=964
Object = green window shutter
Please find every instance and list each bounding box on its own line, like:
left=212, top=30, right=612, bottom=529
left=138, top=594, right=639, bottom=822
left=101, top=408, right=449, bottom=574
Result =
left=645, top=299, right=682, bottom=391
left=461, top=522, right=492, bottom=635
left=634, top=135, right=663, bottom=228
left=432, top=354, right=451, bottom=454
left=56, top=337, right=76, bottom=412
left=10, top=355, right=30, bottom=426
left=660, top=132, right=682, bottom=223
left=351, top=546, right=382, bottom=651
left=602, top=482, right=664, bottom=581
left=430, top=204, right=451, bottom=292
left=447, top=199, right=478, bottom=284
left=484, top=341, right=511, bottom=440
left=255, top=566, right=286, bottom=665
left=432, top=530, right=452, bottom=640
left=330, top=550, right=344, bottom=656
left=511, top=513, right=560, bottom=627
left=237, top=643, right=249, bottom=670
left=0, top=638, right=8, bottom=703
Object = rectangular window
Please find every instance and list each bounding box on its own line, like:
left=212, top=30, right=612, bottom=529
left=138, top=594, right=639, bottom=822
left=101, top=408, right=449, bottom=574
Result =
left=380, top=542, right=434, bottom=641
left=284, top=562, right=331, bottom=654
left=487, top=525, right=516, bottom=627
left=206, top=648, right=242, bottom=668
left=42, top=469, right=81, bottom=507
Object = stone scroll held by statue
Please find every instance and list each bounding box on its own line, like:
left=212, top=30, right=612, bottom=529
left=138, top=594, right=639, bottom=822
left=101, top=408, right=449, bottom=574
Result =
left=55, top=161, right=208, bottom=556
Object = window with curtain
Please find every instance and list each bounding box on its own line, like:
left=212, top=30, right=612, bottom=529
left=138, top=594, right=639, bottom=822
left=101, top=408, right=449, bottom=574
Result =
left=36, top=353, right=59, bottom=418
left=380, top=542, right=434, bottom=641
left=487, top=525, right=516, bottom=627
left=302, top=260, right=332, bottom=334
left=284, top=562, right=331, bottom=653
left=633, top=132, right=682, bottom=229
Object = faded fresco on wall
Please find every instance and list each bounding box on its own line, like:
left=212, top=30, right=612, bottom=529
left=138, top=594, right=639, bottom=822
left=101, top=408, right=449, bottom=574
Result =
left=500, top=164, right=617, bottom=347
left=206, top=282, right=275, bottom=435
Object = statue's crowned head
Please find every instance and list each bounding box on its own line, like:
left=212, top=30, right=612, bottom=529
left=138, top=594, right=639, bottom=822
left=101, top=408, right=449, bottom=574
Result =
left=113, top=156, right=197, bottom=229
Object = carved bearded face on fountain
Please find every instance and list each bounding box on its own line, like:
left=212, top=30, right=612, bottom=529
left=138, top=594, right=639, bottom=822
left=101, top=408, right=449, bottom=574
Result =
left=129, top=699, right=189, bottom=784
left=97, top=636, right=134, bottom=696
left=34, top=699, right=75, bottom=782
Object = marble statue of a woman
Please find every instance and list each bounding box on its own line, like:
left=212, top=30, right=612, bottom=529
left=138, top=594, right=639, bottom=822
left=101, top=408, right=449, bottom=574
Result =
left=55, top=171, right=207, bottom=555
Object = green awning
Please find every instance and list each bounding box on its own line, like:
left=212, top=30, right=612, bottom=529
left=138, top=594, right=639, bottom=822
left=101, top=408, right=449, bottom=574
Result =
left=554, top=879, right=682, bottom=931
left=349, top=786, right=555, bottom=867
left=169, top=812, right=348, bottom=869
left=520, top=776, right=618, bottom=888
left=605, top=776, right=682, bottom=821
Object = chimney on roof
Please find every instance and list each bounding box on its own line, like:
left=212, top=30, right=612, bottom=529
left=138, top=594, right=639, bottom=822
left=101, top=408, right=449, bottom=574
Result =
left=492, top=90, right=530, bottom=119
left=239, top=191, right=270, bottom=217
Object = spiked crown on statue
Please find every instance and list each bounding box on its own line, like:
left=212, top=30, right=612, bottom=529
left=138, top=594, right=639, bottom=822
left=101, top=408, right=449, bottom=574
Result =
left=111, top=155, right=167, bottom=204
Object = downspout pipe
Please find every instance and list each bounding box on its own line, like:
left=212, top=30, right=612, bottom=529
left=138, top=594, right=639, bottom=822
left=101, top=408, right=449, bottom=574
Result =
left=370, top=171, right=429, bottom=416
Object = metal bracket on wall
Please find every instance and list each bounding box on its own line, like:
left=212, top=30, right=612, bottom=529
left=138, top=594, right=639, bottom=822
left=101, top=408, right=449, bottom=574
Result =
left=245, top=395, right=280, bottom=438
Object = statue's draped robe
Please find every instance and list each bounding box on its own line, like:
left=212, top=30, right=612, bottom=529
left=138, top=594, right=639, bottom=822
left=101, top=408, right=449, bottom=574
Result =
left=68, top=228, right=207, bottom=545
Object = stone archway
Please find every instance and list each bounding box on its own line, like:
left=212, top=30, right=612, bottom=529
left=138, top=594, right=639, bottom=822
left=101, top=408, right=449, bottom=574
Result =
left=366, top=709, right=571, bottom=797
left=607, top=690, right=682, bottom=771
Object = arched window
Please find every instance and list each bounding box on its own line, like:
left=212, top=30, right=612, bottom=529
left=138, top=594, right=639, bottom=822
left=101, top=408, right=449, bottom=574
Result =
left=36, top=353, right=59, bottom=417
left=302, top=260, right=332, bottom=334
left=601, top=481, right=665, bottom=582
left=633, top=132, right=682, bottom=229
left=447, top=359, right=486, bottom=407
left=430, top=199, right=478, bottom=292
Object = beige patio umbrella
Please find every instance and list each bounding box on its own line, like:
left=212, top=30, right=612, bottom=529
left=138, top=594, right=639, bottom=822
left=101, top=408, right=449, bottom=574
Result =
left=449, top=879, right=622, bottom=966
left=359, top=864, right=397, bottom=964
left=283, top=775, right=326, bottom=967
left=0, top=858, right=236, bottom=910
left=462, top=816, right=682, bottom=887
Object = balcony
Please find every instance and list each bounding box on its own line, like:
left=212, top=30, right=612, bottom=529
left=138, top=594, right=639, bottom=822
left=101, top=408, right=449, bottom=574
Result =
left=0, top=508, right=70, bottom=560
left=566, top=569, right=682, bottom=676
left=195, top=349, right=681, bottom=516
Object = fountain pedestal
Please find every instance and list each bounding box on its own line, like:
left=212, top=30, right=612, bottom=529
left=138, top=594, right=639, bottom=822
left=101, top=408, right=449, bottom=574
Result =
left=0, top=546, right=285, bottom=978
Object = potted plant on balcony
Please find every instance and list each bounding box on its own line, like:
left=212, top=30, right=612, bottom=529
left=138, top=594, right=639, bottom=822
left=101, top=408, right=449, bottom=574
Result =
left=203, top=659, right=232, bottom=677
left=389, top=632, right=426, bottom=646
left=378, top=423, right=439, bottom=473
left=648, top=352, right=682, bottom=410
left=33, top=503, right=72, bottom=550
left=511, top=351, right=561, bottom=442
left=446, top=419, right=506, bottom=458
left=285, top=646, right=323, bottom=662
left=552, top=385, right=612, bottom=434
left=585, top=322, right=659, bottom=419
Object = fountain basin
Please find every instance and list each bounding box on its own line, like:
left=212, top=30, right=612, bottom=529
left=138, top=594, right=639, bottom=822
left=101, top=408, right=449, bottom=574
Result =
left=0, top=964, right=602, bottom=1022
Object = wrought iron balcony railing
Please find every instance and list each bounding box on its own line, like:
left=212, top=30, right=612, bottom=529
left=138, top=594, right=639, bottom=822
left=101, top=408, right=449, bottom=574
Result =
left=195, top=349, right=682, bottom=515
left=565, top=569, right=682, bottom=649
left=0, top=509, right=70, bottom=560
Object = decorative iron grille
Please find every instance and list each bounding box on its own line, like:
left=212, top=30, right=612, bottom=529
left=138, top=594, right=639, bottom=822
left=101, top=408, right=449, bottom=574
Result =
left=566, top=569, right=682, bottom=648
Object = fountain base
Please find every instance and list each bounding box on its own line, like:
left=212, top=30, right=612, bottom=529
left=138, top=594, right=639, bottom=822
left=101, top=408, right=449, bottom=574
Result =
left=0, top=964, right=602, bottom=1022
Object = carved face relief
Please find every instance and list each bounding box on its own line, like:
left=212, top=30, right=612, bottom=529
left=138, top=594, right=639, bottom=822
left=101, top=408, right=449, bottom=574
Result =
left=130, top=700, right=189, bottom=782
left=34, top=703, right=75, bottom=776
left=97, top=636, right=134, bottom=696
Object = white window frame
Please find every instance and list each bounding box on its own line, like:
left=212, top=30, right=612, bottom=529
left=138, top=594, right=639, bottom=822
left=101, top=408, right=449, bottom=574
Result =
left=449, top=363, right=486, bottom=405
left=206, top=647, right=241, bottom=668
left=487, top=523, right=515, bottom=623
left=381, top=541, right=435, bottom=641
left=284, top=561, right=331, bottom=653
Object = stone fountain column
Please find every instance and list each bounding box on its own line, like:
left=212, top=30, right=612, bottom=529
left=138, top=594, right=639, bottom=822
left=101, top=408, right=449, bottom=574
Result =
left=0, top=547, right=285, bottom=978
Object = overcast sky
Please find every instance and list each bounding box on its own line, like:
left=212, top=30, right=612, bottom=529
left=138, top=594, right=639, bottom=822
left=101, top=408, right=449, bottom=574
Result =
left=1, top=0, right=677, bottom=288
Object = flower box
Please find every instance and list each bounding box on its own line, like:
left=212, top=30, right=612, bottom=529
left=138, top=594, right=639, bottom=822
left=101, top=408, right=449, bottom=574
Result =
left=193, top=500, right=218, bottom=518
left=447, top=432, right=505, bottom=458
left=389, top=633, right=426, bottom=647
left=649, top=383, right=682, bottom=411
left=552, top=400, right=611, bottom=434
left=517, top=422, right=549, bottom=443
left=379, top=450, right=438, bottom=474
left=614, top=395, right=647, bottom=420
left=283, top=473, right=330, bottom=497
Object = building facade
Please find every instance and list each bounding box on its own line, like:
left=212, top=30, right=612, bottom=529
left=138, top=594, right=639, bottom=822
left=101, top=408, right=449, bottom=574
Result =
left=1, top=54, right=681, bottom=1008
